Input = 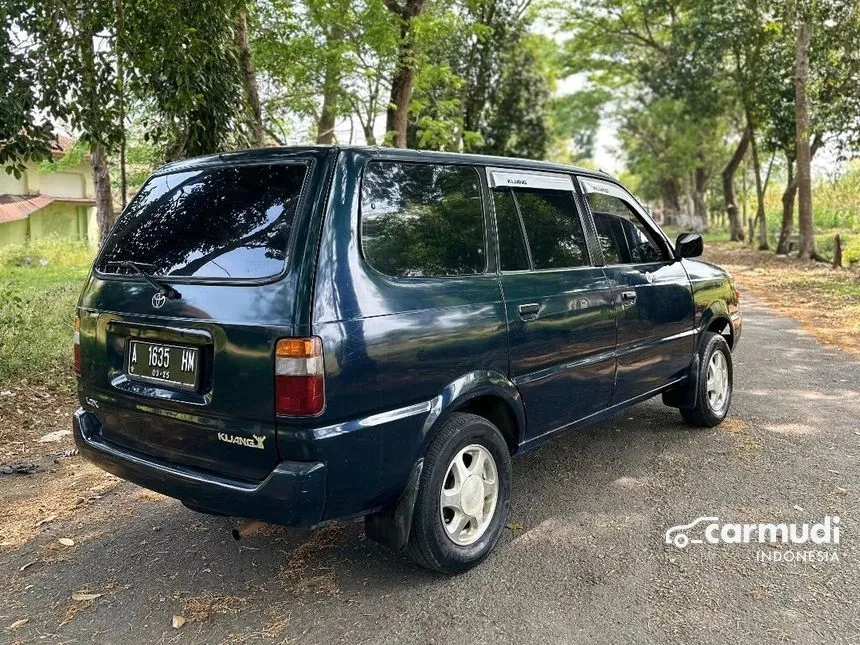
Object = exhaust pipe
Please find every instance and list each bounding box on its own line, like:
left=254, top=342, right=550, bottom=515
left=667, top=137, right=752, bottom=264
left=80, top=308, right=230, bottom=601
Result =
left=231, top=519, right=266, bottom=541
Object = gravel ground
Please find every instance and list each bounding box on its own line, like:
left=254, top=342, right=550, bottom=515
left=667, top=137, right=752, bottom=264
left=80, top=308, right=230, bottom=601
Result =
left=1, top=297, right=859, bottom=644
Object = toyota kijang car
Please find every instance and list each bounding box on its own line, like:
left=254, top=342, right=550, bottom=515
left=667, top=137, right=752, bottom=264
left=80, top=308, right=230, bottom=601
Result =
left=73, top=146, right=741, bottom=573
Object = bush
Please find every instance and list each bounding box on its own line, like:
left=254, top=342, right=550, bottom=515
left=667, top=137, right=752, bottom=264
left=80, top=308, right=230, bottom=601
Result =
left=0, top=274, right=83, bottom=392
left=843, top=235, right=860, bottom=266
left=0, top=238, right=94, bottom=392
left=0, top=236, right=95, bottom=270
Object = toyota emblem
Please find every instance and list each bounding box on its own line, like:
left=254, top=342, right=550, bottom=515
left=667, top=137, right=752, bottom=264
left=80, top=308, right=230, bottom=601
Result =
left=151, top=292, right=167, bottom=309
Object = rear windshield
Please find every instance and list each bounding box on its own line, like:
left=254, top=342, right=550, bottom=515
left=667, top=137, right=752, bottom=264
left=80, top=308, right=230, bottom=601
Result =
left=97, top=163, right=307, bottom=280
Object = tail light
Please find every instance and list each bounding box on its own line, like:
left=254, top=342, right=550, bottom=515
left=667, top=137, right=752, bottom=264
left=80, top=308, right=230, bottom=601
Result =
left=275, top=337, right=324, bottom=416
left=73, top=314, right=81, bottom=376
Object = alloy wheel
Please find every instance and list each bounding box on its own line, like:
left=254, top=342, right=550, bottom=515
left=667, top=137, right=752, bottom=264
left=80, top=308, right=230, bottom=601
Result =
left=706, top=350, right=730, bottom=413
left=439, top=444, right=499, bottom=546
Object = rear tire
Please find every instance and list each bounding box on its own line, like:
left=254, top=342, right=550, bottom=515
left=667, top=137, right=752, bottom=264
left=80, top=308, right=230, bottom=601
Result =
left=680, top=332, right=733, bottom=427
left=406, top=412, right=511, bottom=574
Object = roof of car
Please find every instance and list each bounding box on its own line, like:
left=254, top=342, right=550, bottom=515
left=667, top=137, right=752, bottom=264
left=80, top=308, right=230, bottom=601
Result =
left=155, top=145, right=618, bottom=183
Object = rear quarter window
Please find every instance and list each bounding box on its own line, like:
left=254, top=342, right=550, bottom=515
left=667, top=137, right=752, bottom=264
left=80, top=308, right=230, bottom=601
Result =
left=97, top=163, right=308, bottom=280
left=360, top=161, right=486, bottom=278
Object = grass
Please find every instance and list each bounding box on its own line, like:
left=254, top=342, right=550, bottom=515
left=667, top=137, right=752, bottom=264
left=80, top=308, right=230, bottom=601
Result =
left=666, top=160, right=860, bottom=265
left=666, top=217, right=860, bottom=267
left=662, top=225, right=732, bottom=244
left=703, top=242, right=860, bottom=356
left=0, top=238, right=95, bottom=393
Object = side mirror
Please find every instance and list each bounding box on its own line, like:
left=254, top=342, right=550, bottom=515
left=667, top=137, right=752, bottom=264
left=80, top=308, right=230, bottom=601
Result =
left=675, top=232, right=703, bottom=259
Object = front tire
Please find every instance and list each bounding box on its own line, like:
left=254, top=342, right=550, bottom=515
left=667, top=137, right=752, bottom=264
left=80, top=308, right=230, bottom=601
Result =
left=406, top=412, right=511, bottom=574
left=680, top=332, right=733, bottom=427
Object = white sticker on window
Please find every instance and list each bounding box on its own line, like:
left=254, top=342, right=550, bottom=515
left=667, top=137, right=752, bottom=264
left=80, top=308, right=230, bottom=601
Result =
left=578, top=177, right=630, bottom=201
left=488, top=168, right=574, bottom=192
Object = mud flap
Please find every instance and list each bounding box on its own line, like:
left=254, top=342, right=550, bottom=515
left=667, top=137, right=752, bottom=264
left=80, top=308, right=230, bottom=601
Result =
left=662, top=354, right=699, bottom=410
left=364, top=459, right=424, bottom=552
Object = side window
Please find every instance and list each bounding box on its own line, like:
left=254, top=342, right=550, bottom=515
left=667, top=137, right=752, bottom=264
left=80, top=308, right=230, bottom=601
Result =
left=586, top=193, right=667, bottom=264
left=492, top=189, right=529, bottom=271
left=361, top=162, right=486, bottom=277
left=515, top=189, right=589, bottom=270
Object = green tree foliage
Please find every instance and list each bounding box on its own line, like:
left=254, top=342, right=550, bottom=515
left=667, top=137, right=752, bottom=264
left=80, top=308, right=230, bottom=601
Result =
left=0, top=5, right=56, bottom=178
left=563, top=0, right=729, bottom=230
left=549, top=86, right=611, bottom=163
left=123, top=0, right=247, bottom=159
left=405, top=4, right=472, bottom=150
left=1, top=0, right=250, bottom=243
left=406, top=1, right=558, bottom=157
left=10, top=1, right=124, bottom=154
left=5, top=0, right=126, bottom=242
left=478, top=33, right=555, bottom=159
left=562, top=0, right=860, bottom=242
left=2, top=0, right=247, bottom=165
left=253, top=0, right=398, bottom=144
left=7, top=0, right=855, bottom=261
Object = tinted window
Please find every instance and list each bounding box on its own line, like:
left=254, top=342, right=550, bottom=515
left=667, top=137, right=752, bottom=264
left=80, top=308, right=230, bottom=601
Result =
left=493, top=189, right=529, bottom=271
left=586, top=193, right=666, bottom=264
left=361, top=162, right=485, bottom=277
left=98, top=164, right=307, bottom=279
left=514, top=189, right=589, bottom=270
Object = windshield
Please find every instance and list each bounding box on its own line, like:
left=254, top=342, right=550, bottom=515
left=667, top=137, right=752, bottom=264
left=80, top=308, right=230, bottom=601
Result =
left=97, top=163, right=308, bottom=280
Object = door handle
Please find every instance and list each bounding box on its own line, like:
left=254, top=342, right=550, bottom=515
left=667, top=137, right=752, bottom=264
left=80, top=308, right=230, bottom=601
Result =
left=518, top=303, right=540, bottom=318
left=620, top=290, right=637, bottom=306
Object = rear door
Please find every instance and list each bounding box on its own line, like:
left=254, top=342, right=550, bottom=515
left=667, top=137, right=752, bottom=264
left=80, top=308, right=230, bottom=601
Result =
left=78, top=157, right=326, bottom=481
left=489, top=168, right=616, bottom=442
left=577, top=176, right=695, bottom=402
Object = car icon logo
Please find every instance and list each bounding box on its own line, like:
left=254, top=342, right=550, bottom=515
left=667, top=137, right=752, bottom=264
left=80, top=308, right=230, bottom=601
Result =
left=665, top=516, right=719, bottom=549
left=151, top=292, right=167, bottom=309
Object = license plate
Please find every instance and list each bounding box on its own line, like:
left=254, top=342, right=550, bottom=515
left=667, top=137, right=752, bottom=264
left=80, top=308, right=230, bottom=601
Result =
left=126, top=340, right=199, bottom=391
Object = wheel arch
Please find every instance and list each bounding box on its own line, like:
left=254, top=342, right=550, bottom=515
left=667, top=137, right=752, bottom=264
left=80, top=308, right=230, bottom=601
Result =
left=365, top=370, right=524, bottom=553
left=420, top=370, right=526, bottom=457
left=698, top=302, right=735, bottom=350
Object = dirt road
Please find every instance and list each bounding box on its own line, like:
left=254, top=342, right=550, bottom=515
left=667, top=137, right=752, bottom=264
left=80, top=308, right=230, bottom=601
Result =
left=2, top=297, right=859, bottom=644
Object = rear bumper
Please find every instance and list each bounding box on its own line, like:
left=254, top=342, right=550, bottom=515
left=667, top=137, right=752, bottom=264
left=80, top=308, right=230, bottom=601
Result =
left=73, top=408, right=326, bottom=527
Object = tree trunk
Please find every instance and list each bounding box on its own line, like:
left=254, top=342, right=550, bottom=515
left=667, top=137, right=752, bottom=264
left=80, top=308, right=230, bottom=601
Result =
left=776, top=153, right=797, bottom=254
left=833, top=234, right=842, bottom=268
left=116, top=0, right=127, bottom=209
left=363, top=124, right=377, bottom=146
left=795, top=18, right=815, bottom=260
left=382, top=0, right=429, bottom=148
left=92, top=144, right=115, bottom=246
left=386, top=21, right=415, bottom=149
left=742, top=158, right=748, bottom=231
left=317, top=83, right=338, bottom=144
left=692, top=166, right=708, bottom=232
left=660, top=178, right=682, bottom=225
left=316, top=29, right=343, bottom=144
left=118, top=120, right=127, bottom=210
left=722, top=125, right=750, bottom=241
left=234, top=8, right=264, bottom=147
left=748, top=124, right=769, bottom=251
left=382, top=0, right=428, bottom=147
